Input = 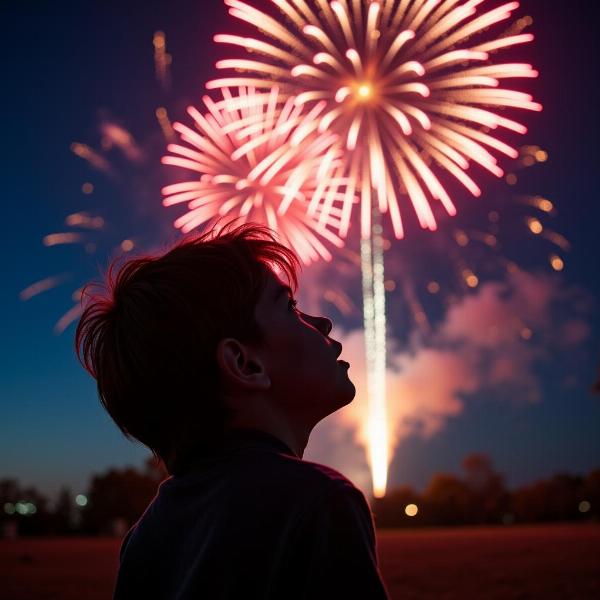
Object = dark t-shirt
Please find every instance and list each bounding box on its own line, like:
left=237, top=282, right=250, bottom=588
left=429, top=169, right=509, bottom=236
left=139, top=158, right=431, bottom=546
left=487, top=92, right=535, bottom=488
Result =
left=114, top=430, right=389, bottom=599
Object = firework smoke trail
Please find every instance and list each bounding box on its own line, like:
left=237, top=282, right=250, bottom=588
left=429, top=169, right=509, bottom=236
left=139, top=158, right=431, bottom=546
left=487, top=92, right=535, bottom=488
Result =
left=361, top=212, right=389, bottom=494
left=210, top=0, right=542, bottom=496
left=161, top=86, right=349, bottom=265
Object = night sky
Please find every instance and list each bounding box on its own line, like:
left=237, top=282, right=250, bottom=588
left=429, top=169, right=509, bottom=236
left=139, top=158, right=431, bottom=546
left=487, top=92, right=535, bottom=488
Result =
left=2, top=0, right=599, bottom=500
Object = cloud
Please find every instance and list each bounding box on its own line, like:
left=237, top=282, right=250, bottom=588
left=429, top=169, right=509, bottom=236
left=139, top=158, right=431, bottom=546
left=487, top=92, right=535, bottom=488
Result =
left=304, top=269, right=591, bottom=492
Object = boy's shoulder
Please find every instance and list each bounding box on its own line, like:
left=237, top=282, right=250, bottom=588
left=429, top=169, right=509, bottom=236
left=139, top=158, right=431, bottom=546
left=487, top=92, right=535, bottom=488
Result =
left=242, top=447, right=363, bottom=501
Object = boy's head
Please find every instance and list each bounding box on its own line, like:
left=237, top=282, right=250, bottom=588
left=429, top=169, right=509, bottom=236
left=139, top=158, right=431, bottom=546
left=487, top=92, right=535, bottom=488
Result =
left=76, top=223, right=355, bottom=472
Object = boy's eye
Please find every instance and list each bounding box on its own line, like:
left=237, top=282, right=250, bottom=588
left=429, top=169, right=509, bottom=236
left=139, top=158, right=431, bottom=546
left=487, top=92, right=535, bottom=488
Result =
left=288, top=298, right=298, bottom=312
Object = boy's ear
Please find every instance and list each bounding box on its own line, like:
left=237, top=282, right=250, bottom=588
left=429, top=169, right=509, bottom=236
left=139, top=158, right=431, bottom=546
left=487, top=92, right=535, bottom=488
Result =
left=216, top=338, right=271, bottom=393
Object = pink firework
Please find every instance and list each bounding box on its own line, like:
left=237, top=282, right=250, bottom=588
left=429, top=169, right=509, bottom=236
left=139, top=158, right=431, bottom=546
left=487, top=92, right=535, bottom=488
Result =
left=209, top=0, right=542, bottom=239
left=162, top=86, right=349, bottom=264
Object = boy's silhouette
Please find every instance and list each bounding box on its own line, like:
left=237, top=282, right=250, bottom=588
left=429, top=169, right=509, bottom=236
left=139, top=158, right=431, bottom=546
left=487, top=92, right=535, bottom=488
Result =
left=76, top=223, right=389, bottom=599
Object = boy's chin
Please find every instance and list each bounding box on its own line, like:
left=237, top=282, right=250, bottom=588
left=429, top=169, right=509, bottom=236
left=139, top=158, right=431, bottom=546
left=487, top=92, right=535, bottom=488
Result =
left=335, top=381, right=357, bottom=409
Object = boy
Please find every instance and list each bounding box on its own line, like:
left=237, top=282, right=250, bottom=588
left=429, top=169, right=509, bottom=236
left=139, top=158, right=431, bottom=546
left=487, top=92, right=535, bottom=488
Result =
left=76, top=223, right=389, bottom=599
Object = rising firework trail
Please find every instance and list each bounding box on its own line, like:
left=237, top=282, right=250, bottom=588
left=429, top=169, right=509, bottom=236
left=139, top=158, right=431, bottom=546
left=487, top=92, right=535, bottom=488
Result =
left=210, top=0, right=542, bottom=496
left=162, top=86, right=349, bottom=265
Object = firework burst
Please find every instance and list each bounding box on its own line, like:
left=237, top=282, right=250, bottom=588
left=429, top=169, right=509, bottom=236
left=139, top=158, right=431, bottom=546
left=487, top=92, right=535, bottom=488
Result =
left=209, top=0, right=541, bottom=239
left=161, top=86, right=350, bottom=264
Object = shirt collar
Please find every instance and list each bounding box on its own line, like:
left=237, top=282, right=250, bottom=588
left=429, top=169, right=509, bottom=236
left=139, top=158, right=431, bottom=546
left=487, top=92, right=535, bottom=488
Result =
left=172, top=428, right=296, bottom=477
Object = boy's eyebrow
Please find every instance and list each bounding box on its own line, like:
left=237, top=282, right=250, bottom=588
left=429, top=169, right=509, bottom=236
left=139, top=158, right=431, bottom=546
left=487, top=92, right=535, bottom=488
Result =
left=273, top=284, right=293, bottom=303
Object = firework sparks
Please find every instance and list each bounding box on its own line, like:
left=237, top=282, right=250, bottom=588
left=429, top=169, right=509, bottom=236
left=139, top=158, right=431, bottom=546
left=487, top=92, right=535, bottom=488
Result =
left=43, top=233, right=86, bottom=247
left=210, top=0, right=541, bottom=240
left=156, top=107, right=176, bottom=142
left=19, top=275, right=67, bottom=301
left=29, top=28, right=169, bottom=335
left=65, top=212, right=105, bottom=229
left=161, top=86, right=349, bottom=265
left=386, top=189, right=570, bottom=338
left=100, top=123, right=144, bottom=162
left=70, top=142, right=112, bottom=174
left=153, top=31, right=172, bottom=91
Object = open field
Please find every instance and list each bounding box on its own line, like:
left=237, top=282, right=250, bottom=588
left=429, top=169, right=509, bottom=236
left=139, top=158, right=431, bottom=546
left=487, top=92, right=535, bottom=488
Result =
left=0, top=524, right=598, bottom=599
left=378, top=524, right=600, bottom=599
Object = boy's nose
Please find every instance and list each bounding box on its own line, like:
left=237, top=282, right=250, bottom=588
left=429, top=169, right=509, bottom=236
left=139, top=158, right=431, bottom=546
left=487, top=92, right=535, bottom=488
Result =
left=304, top=313, right=333, bottom=336
left=319, top=316, right=333, bottom=336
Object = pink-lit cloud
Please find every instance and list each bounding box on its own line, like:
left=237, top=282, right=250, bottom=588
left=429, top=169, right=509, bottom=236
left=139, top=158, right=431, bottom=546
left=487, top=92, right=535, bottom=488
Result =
left=304, top=269, right=591, bottom=491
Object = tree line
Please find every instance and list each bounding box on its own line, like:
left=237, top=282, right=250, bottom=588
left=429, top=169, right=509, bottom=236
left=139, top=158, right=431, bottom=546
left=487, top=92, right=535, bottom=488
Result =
left=1, top=454, right=598, bottom=537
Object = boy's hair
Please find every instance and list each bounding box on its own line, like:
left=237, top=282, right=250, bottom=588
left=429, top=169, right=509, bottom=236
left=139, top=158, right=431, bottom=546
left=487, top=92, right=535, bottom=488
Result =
left=75, top=223, right=299, bottom=473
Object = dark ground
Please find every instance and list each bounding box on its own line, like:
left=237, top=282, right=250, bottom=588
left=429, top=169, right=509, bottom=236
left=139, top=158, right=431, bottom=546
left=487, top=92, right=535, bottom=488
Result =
left=1, top=524, right=599, bottom=599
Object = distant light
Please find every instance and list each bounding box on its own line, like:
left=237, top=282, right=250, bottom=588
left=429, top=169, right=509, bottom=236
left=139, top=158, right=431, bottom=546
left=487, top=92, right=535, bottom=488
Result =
left=506, top=173, right=518, bottom=186
left=463, top=270, right=479, bottom=288
left=81, top=182, right=94, bottom=194
left=522, top=155, right=535, bottom=167
left=527, top=217, right=543, bottom=234
left=15, top=502, right=28, bottom=515
left=427, top=281, right=440, bottom=294
left=537, top=198, right=553, bottom=212
left=579, top=500, right=591, bottom=513
left=520, top=327, right=533, bottom=340
left=535, top=150, right=548, bottom=162
left=121, top=239, right=134, bottom=252
left=26, top=503, right=37, bottom=515
left=75, top=494, right=88, bottom=507
left=405, top=503, right=418, bottom=517
left=550, top=254, right=564, bottom=272
left=488, top=211, right=499, bottom=223
left=3, top=502, right=15, bottom=515
left=384, top=280, right=396, bottom=292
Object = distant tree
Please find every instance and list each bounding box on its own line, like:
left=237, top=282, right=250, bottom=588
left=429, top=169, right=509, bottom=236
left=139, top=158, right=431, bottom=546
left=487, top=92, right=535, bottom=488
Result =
left=52, top=486, right=75, bottom=534
left=423, top=473, right=474, bottom=525
left=82, top=464, right=164, bottom=534
left=513, top=473, right=583, bottom=522
left=0, top=478, right=20, bottom=504
left=462, top=453, right=509, bottom=523
left=582, top=469, right=600, bottom=520
left=0, top=478, right=50, bottom=536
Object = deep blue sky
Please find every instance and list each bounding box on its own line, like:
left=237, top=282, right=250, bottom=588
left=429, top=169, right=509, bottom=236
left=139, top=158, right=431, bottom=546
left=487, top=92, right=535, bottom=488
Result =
left=1, top=0, right=599, bottom=499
